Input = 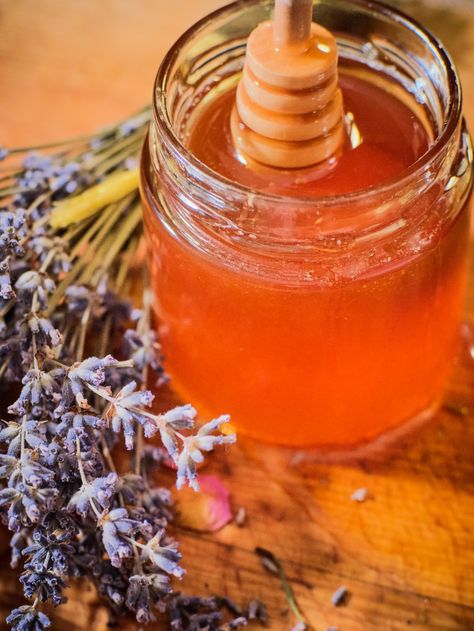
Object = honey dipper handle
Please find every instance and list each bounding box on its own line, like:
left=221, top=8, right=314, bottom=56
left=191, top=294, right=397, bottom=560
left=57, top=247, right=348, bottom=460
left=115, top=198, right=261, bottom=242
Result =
left=232, top=0, right=344, bottom=168
left=273, top=0, right=313, bottom=53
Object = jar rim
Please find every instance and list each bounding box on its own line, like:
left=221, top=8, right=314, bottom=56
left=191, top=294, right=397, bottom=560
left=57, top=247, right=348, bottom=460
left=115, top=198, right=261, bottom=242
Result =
left=153, top=0, right=462, bottom=207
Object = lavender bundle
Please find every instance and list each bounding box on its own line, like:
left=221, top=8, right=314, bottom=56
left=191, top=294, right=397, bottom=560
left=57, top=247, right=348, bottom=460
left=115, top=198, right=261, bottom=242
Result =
left=0, top=111, right=240, bottom=630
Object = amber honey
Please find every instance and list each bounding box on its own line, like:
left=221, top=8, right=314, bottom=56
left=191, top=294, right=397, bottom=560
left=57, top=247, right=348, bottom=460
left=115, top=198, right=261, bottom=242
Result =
left=142, top=0, right=472, bottom=448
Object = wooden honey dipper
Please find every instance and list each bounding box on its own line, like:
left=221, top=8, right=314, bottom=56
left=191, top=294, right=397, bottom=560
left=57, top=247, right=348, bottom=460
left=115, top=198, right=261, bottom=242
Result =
left=231, top=0, right=345, bottom=169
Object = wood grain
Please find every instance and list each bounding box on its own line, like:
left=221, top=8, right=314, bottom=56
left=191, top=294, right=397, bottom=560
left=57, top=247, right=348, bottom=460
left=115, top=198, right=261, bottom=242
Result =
left=0, top=1, right=474, bottom=630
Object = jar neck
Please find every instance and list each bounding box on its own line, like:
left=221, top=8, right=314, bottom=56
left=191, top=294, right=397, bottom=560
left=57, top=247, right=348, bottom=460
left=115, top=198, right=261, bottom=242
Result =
left=144, top=120, right=470, bottom=283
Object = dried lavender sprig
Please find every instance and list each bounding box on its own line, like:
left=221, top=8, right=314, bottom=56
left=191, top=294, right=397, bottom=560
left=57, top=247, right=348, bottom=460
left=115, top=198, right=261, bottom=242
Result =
left=0, top=108, right=239, bottom=630
left=168, top=594, right=259, bottom=631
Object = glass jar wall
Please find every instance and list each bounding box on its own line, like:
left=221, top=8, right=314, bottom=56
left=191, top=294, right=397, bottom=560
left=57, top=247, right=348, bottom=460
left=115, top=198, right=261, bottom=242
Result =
left=141, top=0, right=473, bottom=448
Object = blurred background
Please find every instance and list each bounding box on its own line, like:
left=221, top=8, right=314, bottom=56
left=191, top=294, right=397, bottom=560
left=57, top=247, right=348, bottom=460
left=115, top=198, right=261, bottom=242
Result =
left=0, top=0, right=473, bottom=147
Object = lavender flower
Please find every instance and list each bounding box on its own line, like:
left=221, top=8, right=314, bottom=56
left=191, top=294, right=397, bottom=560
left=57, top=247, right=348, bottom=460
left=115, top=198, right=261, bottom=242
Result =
left=167, top=595, right=252, bottom=631
left=20, top=452, right=55, bottom=488
left=0, top=209, right=26, bottom=300
left=331, top=585, right=349, bottom=606
left=105, top=381, right=154, bottom=449
left=29, top=236, right=70, bottom=274
left=139, top=531, right=184, bottom=578
left=68, top=472, right=118, bottom=517
left=99, top=507, right=139, bottom=567
left=175, top=415, right=235, bottom=491
left=15, top=270, right=56, bottom=311
left=56, top=411, right=104, bottom=449
left=155, top=405, right=197, bottom=459
left=6, top=606, right=51, bottom=631
left=0, top=210, right=26, bottom=257
left=139, top=485, right=173, bottom=524
left=124, top=327, right=163, bottom=374
left=246, top=599, right=267, bottom=624
left=0, top=111, right=244, bottom=630
left=0, top=256, right=14, bottom=300
left=8, top=368, right=59, bottom=415
left=64, top=285, right=91, bottom=313
left=20, top=566, right=67, bottom=605
left=22, top=421, right=47, bottom=449
left=350, top=488, right=368, bottom=502
left=11, top=529, right=30, bottom=569
left=92, top=559, right=129, bottom=608
left=126, top=573, right=171, bottom=623
left=21, top=313, right=62, bottom=349
left=22, top=524, right=76, bottom=576
left=0, top=454, right=18, bottom=478
left=18, top=154, right=90, bottom=202
left=67, top=355, right=118, bottom=395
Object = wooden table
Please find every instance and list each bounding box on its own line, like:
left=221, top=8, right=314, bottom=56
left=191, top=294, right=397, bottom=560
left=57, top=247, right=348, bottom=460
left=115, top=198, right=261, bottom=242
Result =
left=0, top=1, right=473, bottom=630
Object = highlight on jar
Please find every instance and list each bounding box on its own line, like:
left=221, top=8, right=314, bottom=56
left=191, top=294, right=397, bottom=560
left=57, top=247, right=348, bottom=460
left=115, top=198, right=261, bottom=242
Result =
left=141, top=0, right=473, bottom=450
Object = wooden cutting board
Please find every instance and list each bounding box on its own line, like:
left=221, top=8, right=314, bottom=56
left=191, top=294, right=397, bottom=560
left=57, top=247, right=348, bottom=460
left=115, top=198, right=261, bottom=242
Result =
left=0, top=1, right=473, bottom=629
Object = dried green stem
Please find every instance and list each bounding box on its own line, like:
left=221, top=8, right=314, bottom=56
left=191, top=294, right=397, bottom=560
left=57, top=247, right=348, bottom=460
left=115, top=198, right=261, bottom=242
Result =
left=255, top=547, right=307, bottom=626
left=76, top=437, right=101, bottom=519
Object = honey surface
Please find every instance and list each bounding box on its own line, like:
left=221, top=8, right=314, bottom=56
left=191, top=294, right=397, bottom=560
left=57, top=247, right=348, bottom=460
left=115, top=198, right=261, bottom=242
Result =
left=188, top=73, right=430, bottom=196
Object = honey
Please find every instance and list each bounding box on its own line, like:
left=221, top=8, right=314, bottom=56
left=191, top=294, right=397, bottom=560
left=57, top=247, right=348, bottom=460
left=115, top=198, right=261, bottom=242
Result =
left=188, top=73, right=430, bottom=196
left=141, top=0, right=473, bottom=448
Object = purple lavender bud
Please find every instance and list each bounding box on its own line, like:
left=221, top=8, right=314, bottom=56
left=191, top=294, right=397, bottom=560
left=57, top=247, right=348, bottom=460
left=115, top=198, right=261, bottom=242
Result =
left=37, top=319, right=62, bottom=347
left=49, top=173, right=70, bottom=193
left=64, top=180, right=78, bottom=194
left=43, top=278, right=56, bottom=293
left=159, top=427, right=177, bottom=459
left=6, top=605, right=51, bottom=631
left=0, top=487, right=20, bottom=507
left=197, top=414, right=231, bottom=437
left=15, top=270, right=41, bottom=293
left=0, top=455, right=18, bottom=478
left=69, top=355, right=118, bottom=389
left=68, top=472, right=118, bottom=517
left=331, top=585, right=349, bottom=607
left=0, top=422, right=21, bottom=443
left=124, top=157, right=138, bottom=170
left=20, top=566, right=66, bottom=606
left=126, top=573, right=171, bottom=622
left=350, top=487, right=369, bottom=502
left=90, top=137, right=105, bottom=151
left=99, top=508, right=139, bottom=567
left=126, top=575, right=154, bottom=624
left=24, top=421, right=46, bottom=448
left=0, top=273, right=14, bottom=299
left=22, top=152, right=52, bottom=170
left=106, top=381, right=157, bottom=448
left=11, top=529, right=29, bottom=569
left=139, top=532, right=184, bottom=578
left=65, top=285, right=90, bottom=313
left=13, top=369, right=58, bottom=415
left=120, top=120, right=139, bottom=137
left=161, top=404, right=196, bottom=430
left=20, top=453, right=54, bottom=488
left=175, top=447, right=199, bottom=492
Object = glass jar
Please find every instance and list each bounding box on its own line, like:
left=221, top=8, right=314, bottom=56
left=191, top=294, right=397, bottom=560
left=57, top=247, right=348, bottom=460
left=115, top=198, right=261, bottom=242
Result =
left=141, top=0, right=473, bottom=449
